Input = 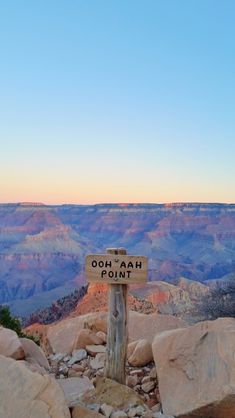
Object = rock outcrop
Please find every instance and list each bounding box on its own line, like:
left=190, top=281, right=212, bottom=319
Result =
left=0, top=326, right=25, bottom=359
left=152, top=317, right=235, bottom=418
left=0, top=354, right=70, bottom=418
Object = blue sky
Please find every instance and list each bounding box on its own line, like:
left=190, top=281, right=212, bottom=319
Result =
left=0, top=0, right=234, bottom=203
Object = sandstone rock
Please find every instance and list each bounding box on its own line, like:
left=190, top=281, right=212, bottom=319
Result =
left=20, top=337, right=50, bottom=370
left=90, top=352, right=106, bottom=370
left=128, top=339, right=153, bottom=367
left=100, top=403, right=114, bottom=417
left=72, top=404, right=104, bottom=418
left=142, top=381, right=155, bottom=393
left=0, top=326, right=25, bottom=360
left=126, top=374, right=139, bottom=388
left=49, top=352, right=67, bottom=362
left=86, top=344, right=106, bottom=356
left=84, top=311, right=108, bottom=333
left=58, top=376, right=94, bottom=407
left=152, top=317, right=235, bottom=418
left=127, top=408, right=137, bottom=417
left=46, top=312, right=107, bottom=354
left=0, top=354, right=70, bottom=418
left=81, top=376, right=145, bottom=410
left=129, top=312, right=187, bottom=344
left=72, top=364, right=85, bottom=372
left=74, top=329, right=104, bottom=349
left=68, top=349, right=87, bottom=365
left=96, top=331, right=107, bottom=343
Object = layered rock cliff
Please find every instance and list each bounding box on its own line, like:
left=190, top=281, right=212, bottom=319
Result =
left=0, top=203, right=234, bottom=315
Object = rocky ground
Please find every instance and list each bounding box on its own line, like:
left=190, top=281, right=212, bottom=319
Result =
left=1, top=310, right=235, bottom=418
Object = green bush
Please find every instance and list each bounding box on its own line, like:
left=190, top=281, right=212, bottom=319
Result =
left=0, top=305, right=39, bottom=345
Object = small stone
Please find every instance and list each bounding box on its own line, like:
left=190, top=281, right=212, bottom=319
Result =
left=126, top=375, right=139, bottom=388
left=68, top=349, right=87, bottom=365
left=141, top=376, right=152, bottom=384
left=71, top=364, right=85, bottom=372
left=146, top=399, right=158, bottom=409
left=143, top=411, right=153, bottom=418
left=111, top=412, right=127, bottom=418
left=59, top=364, right=68, bottom=374
left=96, top=331, right=107, bottom=343
left=84, top=368, right=92, bottom=378
left=130, top=369, right=144, bottom=377
left=127, top=407, right=137, bottom=417
left=49, top=352, right=67, bottom=362
left=96, top=368, right=104, bottom=377
left=68, top=369, right=83, bottom=378
left=142, top=381, right=155, bottom=393
left=100, top=403, right=114, bottom=417
left=86, top=345, right=106, bottom=356
left=87, top=403, right=101, bottom=411
left=135, top=405, right=145, bottom=416
left=90, top=353, right=106, bottom=370
left=149, top=368, right=157, bottom=379
left=151, top=404, right=161, bottom=413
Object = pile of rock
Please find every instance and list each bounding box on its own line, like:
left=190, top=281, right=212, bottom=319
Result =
left=0, top=324, right=172, bottom=418
left=4, top=311, right=235, bottom=418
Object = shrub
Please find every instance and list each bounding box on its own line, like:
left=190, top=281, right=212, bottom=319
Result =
left=0, top=305, right=39, bottom=344
left=198, top=280, right=235, bottom=320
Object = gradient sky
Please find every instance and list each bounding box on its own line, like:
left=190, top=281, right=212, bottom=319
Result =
left=0, top=0, right=234, bottom=204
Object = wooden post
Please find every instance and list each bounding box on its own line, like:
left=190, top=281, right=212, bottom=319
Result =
left=105, top=248, right=128, bottom=384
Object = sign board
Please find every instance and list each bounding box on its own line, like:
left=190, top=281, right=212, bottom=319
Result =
left=85, top=254, right=148, bottom=284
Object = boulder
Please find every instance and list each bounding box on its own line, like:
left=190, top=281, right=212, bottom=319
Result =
left=81, top=376, right=145, bottom=410
left=74, top=328, right=104, bottom=349
left=0, top=354, right=70, bottom=418
left=20, top=337, right=50, bottom=370
left=127, top=339, right=153, bottom=367
left=86, top=345, right=106, bottom=356
left=90, top=352, right=106, bottom=370
left=0, top=326, right=25, bottom=360
left=152, top=318, right=235, bottom=418
left=68, top=349, right=87, bottom=365
left=58, top=376, right=94, bottom=407
left=46, top=312, right=107, bottom=354
left=129, top=312, right=187, bottom=343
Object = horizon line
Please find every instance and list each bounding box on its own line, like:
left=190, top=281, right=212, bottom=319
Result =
left=1, top=201, right=235, bottom=206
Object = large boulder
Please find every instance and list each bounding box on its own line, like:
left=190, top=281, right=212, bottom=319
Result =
left=81, top=376, right=145, bottom=410
left=58, top=376, right=94, bottom=407
left=0, top=326, right=25, bottom=360
left=127, top=339, right=153, bottom=366
left=129, top=311, right=187, bottom=343
left=0, top=354, right=70, bottom=418
left=152, top=318, right=235, bottom=418
left=20, top=337, right=50, bottom=370
left=46, top=312, right=107, bottom=354
left=73, top=328, right=104, bottom=349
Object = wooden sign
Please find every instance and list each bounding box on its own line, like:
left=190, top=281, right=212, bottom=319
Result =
left=85, top=254, right=148, bottom=284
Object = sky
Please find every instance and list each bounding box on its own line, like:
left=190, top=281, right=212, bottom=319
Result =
left=0, top=0, right=234, bottom=204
